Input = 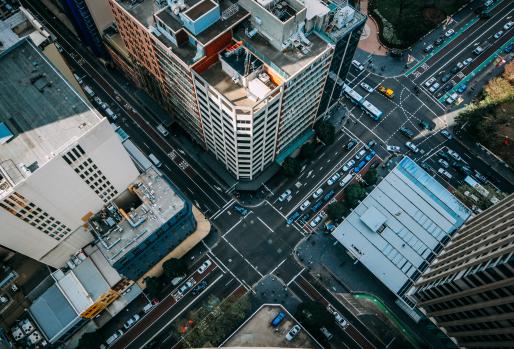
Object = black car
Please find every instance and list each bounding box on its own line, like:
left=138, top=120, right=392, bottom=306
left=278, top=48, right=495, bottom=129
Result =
left=441, top=73, right=452, bottom=83
left=192, top=281, right=208, bottom=296
left=434, top=37, right=444, bottom=46
left=399, top=127, right=416, bottom=139
left=346, top=139, right=357, bottom=150
left=442, top=82, right=455, bottom=93
left=419, top=120, right=434, bottom=131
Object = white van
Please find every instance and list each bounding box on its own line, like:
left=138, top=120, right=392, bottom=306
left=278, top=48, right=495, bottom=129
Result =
left=339, top=173, right=353, bottom=187
left=148, top=154, right=162, bottom=168
left=106, top=329, right=123, bottom=346
left=143, top=303, right=154, bottom=314
left=157, top=124, right=169, bottom=137
left=83, top=85, right=94, bottom=97
left=105, top=108, right=118, bottom=120
left=73, top=73, right=83, bottom=84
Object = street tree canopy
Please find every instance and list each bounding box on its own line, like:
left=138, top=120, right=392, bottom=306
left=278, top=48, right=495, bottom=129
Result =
left=144, top=276, right=162, bottom=298
left=299, top=141, right=317, bottom=159
left=282, top=157, right=302, bottom=177
left=314, top=121, right=335, bottom=145
left=363, top=168, right=379, bottom=186
left=163, top=258, right=188, bottom=279
left=77, top=331, right=103, bottom=349
left=326, top=201, right=348, bottom=221
left=345, top=184, right=367, bottom=208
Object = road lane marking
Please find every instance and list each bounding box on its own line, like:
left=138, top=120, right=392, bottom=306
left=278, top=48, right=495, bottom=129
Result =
left=257, top=217, right=273, bottom=233
left=286, top=267, right=306, bottom=286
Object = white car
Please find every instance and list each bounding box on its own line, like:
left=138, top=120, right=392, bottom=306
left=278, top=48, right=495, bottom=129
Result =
left=440, top=129, right=452, bottom=139
left=106, top=330, right=123, bottom=345
left=123, top=314, right=140, bottom=330
left=278, top=189, right=292, bottom=202
left=352, top=59, right=365, bottom=71
left=342, top=159, right=356, bottom=172
left=438, top=168, right=452, bottom=179
left=405, top=141, right=420, bottom=153
left=354, top=149, right=367, bottom=160
left=386, top=145, right=401, bottom=153
left=504, top=21, right=514, bottom=30
left=444, top=29, right=455, bottom=37
left=310, top=214, right=323, bottom=228
left=300, top=200, right=311, bottom=211
left=312, top=188, right=323, bottom=199
left=285, top=324, right=301, bottom=341
left=446, top=93, right=458, bottom=105
left=334, top=312, right=349, bottom=329
left=494, top=30, right=504, bottom=39
left=438, top=159, right=449, bottom=168
left=178, top=279, right=195, bottom=295
left=429, top=82, right=440, bottom=93
left=462, top=57, right=473, bottom=66
left=196, top=259, right=212, bottom=274
left=327, top=173, right=341, bottom=186
left=360, top=82, right=374, bottom=93
left=424, top=77, right=436, bottom=87
left=447, top=149, right=462, bottom=161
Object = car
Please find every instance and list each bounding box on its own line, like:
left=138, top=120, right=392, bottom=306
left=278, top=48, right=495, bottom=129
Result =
left=312, top=188, right=323, bottom=199
left=364, top=150, right=376, bottom=162
left=354, top=149, right=367, bottom=160
left=424, top=77, right=436, bottom=87
left=474, top=171, right=488, bottom=183
left=320, top=327, right=333, bottom=341
left=192, top=281, right=208, bottom=296
left=446, top=93, right=458, bottom=104
left=352, top=59, right=365, bottom=71
left=333, top=311, right=349, bottom=328
left=271, top=311, right=286, bottom=327
left=93, top=96, right=102, bottom=105
left=278, top=189, right=292, bottom=202
left=285, top=324, right=301, bottom=341
left=196, top=259, right=212, bottom=274
left=310, top=215, right=323, bottom=228
left=298, top=213, right=310, bottom=226
left=101, top=102, right=108, bottom=110
left=441, top=73, right=452, bottom=83
left=451, top=62, right=464, bottom=74
left=405, top=141, right=420, bottom=153
left=323, top=190, right=335, bottom=202
left=106, top=330, right=124, bottom=345
left=447, top=149, right=462, bottom=161
left=424, top=44, right=434, bottom=53
left=178, top=279, right=195, bottom=295
left=504, top=43, right=514, bottom=53
left=419, top=119, right=434, bottom=130
left=479, top=11, right=491, bottom=19
left=438, top=168, right=452, bottom=179
left=445, top=29, right=455, bottom=37
left=233, top=204, right=248, bottom=216
left=504, top=21, right=514, bottom=30
left=346, top=139, right=357, bottom=150
left=494, top=30, right=504, bottom=39
left=462, top=57, right=473, bottom=66
left=327, top=173, right=340, bottom=185
left=287, top=211, right=301, bottom=225
left=484, top=0, right=493, bottom=6
left=342, top=159, right=355, bottom=172
left=386, top=145, right=401, bottom=153
left=353, top=160, right=367, bottom=173
left=123, top=314, right=141, bottom=330
left=457, top=84, right=467, bottom=93
left=339, top=173, right=353, bottom=187
left=438, top=159, right=449, bottom=168
left=367, top=140, right=377, bottom=148
left=442, top=81, right=455, bottom=93
left=434, top=36, right=444, bottom=46
left=300, top=200, right=311, bottom=211
left=429, top=82, right=440, bottom=93
left=440, top=129, right=452, bottom=139
left=360, top=82, right=374, bottom=93
left=399, top=127, right=416, bottom=139
left=473, top=46, right=484, bottom=55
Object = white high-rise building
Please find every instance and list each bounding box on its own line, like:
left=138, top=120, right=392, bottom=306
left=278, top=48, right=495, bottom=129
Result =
left=0, top=38, right=139, bottom=267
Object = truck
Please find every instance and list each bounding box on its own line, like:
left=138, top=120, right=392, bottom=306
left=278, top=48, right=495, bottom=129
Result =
left=148, top=154, right=162, bottom=168
left=378, top=85, right=394, bottom=99
left=123, top=140, right=152, bottom=171
left=105, top=108, right=118, bottom=120
left=157, top=124, right=169, bottom=137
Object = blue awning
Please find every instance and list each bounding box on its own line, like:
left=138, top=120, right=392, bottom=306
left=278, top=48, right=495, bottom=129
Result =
left=0, top=122, right=13, bottom=145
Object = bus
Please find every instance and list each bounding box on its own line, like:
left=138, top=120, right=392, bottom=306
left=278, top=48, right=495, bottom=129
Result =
left=361, top=100, right=383, bottom=121
left=343, top=84, right=364, bottom=104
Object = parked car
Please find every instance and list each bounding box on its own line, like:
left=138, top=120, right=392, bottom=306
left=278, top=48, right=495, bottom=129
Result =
left=440, top=129, right=452, bottom=139
left=364, top=150, right=376, bottom=162
left=178, top=279, right=195, bottom=295
left=367, top=140, right=377, bottom=148
left=462, top=57, right=473, bottom=66
left=360, top=82, right=374, bottom=93
left=429, top=82, right=440, bottom=93
left=473, top=46, right=484, bottom=55
left=320, top=327, right=333, bottom=341
left=346, top=139, right=357, bottom=150
left=446, top=93, right=458, bottom=104
left=285, top=324, right=301, bottom=341
left=438, top=159, right=449, bottom=168
left=192, top=281, right=208, bottom=296
left=474, top=170, right=488, bottom=183
left=278, top=189, right=292, bottom=202
left=354, top=149, right=367, bottom=160
left=424, top=77, right=436, bottom=87
left=405, top=141, right=420, bottom=153
left=445, top=29, right=455, bottom=37
left=123, top=314, right=141, bottom=330
left=504, top=43, right=514, bottom=53
left=441, top=73, right=452, bottom=83
left=457, top=84, right=468, bottom=93
left=447, top=149, right=462, bottom=161
left=386, top=145, right=401, bottom=153
left=233, top=204, right=248, bottom=216
left=450, top=62, right=464, bottom=74
left=312, top=188, right=323, bottom=199
left=399, top=127, right=416, bottom=139
left=300, top=200, right=311, bottom=211
left=106, top=330, right=124, bottom=345
left=504, top=21, right=514, bottom=30
left=424, top=44, right=434, bottom=53
left=351, top=60, right=365, bottom=71
left=438, top=168, right=452, bottom=179
left=196, top=259, right=212, bottom=274
left=310, top=215, right=323, bottom=228
left=494, top=30, right=504, bottom=39
left=419, top=119, right=434, bottom=130
left=434, top=36, right=444, bottom=46
left=342, top=159, right=355, bottom=172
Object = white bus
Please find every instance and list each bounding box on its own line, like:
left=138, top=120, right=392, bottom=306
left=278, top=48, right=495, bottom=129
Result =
left=361, top=100, right=383, bottom=121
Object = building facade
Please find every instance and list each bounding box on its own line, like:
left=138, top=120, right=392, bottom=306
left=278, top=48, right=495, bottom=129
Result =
left=107, top=0, right=365, bottom=180
left=408, top=194, right=514, bottom=348
left=0, top=38, right=140, bottom=267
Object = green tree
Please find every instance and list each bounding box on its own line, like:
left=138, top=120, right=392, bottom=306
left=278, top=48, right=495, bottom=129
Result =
left=326, top=201, right=348, bottom=221
left=162, top=258, right=188, bottom=279
left=295, top=300, right=334, bottom=347
left=144, top=276, right=162, bottom=299
left=299, top=141, right=317, bottom=159
left=363, top=168, right=379, bottom=186
left=77, top=331, right=103, bottom=349
left=314, top=121, right=335, bottom=145
left=345, top=184, right=367, bottom=208
left=282, top=157, right=301, bottom=177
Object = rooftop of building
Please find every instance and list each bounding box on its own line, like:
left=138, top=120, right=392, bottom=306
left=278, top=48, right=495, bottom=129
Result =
left=0, top=39, right=100, bottom=192
left=90, top=168, right=185, bottom=264
left=116, top=0, right=157, bottom=28
left=332, top=157, right=471, bottom=296
left=222, top=304, right=322, bottom=348
left=316, top=2, right=366, bottom=44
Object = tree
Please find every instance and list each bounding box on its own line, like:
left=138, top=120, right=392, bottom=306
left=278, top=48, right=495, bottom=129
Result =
left=77, top=331, right=103, bottom=349
left=299, top=141, right=317, bottom=159
left=295, top=300, right=334, bottom=347
left=314, top=121, right=335, bottom=145
left=345, top=184, right=367, bottom=208
left=144, top=276, right=162, bottom=299
left=162, top=258, right=188, bottom=279
left=282, top=157, right=301, bottom=177
left=362, top=168, right=378, bottom=186
left=326, top=201, right=348, bottom=221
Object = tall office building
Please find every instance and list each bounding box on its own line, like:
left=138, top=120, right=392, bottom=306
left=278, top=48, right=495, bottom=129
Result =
left=408, top=193, right=514, bottom=348
left=108, top=0, right=365, bottom=180
left=0, top=37, right=140, bottom=267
